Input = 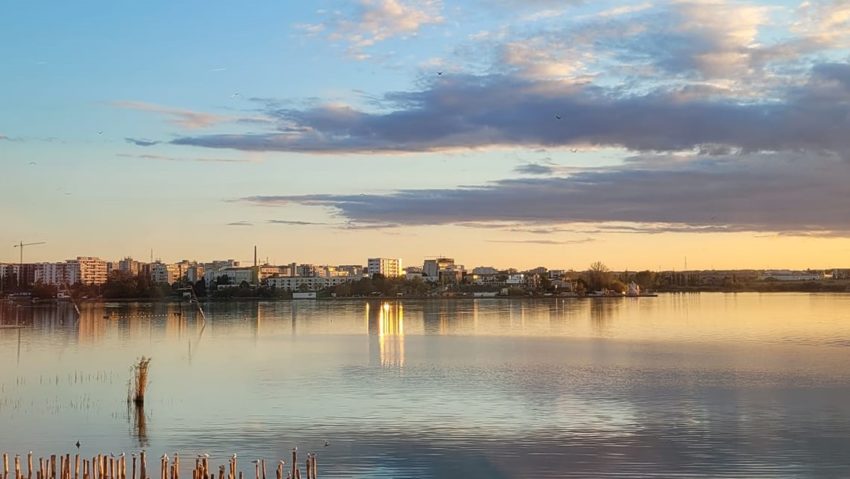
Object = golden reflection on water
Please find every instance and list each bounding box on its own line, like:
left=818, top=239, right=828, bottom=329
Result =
left=367, top=302, right=405, bottom=368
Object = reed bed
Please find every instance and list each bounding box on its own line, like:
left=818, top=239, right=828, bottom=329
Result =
left=0, top=450, right=320, bottom=479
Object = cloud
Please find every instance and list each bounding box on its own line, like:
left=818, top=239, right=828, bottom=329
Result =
left=227, top=221, right=253, bottom=227
left=238, top=151, right=850, bottom=235
left=267, top=219, right=329, bottom=226
left=514, top=162, right=556, bottom=175
left=125, top=138, right=161, bottom=147
left=307, top=0, right=443, bottom=59
left=172, top=62, right=850, bottom=155
left=113, top=101, right=229, bottom=129
left=488, top=238, right=595, bottom=245
left=117, top=153, right=253, bottom=164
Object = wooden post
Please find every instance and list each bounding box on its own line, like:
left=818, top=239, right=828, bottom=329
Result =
left=74, top=455, right=79, bottom=479
left=139, top=453, right=146, bottom=479
left=27, top=453, right=33, bottom=479
left=50, top=456, right=56, bottom=479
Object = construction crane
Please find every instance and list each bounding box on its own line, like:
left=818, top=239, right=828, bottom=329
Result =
left=12, top=241, right=46, bottom=288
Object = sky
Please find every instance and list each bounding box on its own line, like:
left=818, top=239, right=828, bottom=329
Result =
left=2, top=0, right=850, bottom=271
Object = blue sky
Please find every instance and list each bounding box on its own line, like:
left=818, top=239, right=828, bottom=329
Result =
left=2, top=0, right=850, bottom=270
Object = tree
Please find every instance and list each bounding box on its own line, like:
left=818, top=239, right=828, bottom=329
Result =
left=583, top=261, right=612, bottom=292
left=193, top=279, right=207, bottom=297
left=31, top=282, right=58, bottom=300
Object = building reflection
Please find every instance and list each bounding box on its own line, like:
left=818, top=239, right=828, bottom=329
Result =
left=367, top=302, right=405, bottom=368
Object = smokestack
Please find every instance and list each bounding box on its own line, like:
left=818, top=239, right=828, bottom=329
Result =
left=254, top=245, right=257, bottom=267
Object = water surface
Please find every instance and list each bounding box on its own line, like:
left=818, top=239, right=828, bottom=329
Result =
left=2, top=294, right=850, bottom=478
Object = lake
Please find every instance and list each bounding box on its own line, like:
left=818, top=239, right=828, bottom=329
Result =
left=2, top=293, right=850, bottom=478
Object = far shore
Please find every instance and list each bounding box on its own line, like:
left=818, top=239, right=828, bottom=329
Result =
left=9, top=290, right=850, bottom=306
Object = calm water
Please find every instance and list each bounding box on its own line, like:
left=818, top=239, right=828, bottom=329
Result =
left=2, top=294, right=850, bottom=478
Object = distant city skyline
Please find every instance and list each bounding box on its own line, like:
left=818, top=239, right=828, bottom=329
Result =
left=3, top=0, right=849, bottom=270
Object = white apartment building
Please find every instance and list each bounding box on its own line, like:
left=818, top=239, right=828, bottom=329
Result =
left=367, top=258, right=403, bottom=277
left=423, top=258, right=464, bottom=283
left=204, top=266, right=256, bottom=286
left=118, top=257, right=141, bottom=275
left=34, top=262, right=73, bottom=285
left=150, top=262, right=182, bottom=284
left=267, top=276, right=353, bottom=291
left=69, top=257, right=109, bottom=285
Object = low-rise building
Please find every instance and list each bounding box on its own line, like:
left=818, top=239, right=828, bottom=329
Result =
left=267, top=275, right=353, bottom=291
left=205, top=266, right=257, bottom=286
left=759, top=270, right=824, bottom=281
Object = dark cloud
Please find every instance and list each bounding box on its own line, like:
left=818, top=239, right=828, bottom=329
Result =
left=488, top=238, right=595, bottom=245
left=267, top=220, right=328, bottom=226
left=125, top=138, right=161, bottom=147
left=172, top=63, right=850, bottom=155
left=239, top=152, right=850, bottom=235
left=227, top=221, right=253, bottom=227
left=514, top=163, right=555, bottom=175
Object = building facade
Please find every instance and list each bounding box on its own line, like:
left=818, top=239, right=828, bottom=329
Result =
left=367, top=258, right=402, bottom=277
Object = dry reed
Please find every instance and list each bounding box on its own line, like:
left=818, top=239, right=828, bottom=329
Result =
left=128, top=357, right=152, bottom=405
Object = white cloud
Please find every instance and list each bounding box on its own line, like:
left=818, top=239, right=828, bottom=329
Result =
left=314, top=0, right=444, bottom=59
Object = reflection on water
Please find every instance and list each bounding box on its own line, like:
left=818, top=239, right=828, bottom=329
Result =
left=2, top=294, right=850, bottom=478
left=367, top=302, right=405, bottom=368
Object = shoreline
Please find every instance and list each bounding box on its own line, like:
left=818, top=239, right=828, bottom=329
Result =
left=8, top=291, right=850, bottom=306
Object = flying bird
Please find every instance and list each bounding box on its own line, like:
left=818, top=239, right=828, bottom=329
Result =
left=29, top=161, right=37, bottom=165
left=555, top=115, right=562, bottom=120
left=437, top=71, right=443, bottom=76
left=570, top=148, right=577, bottom=153
left=232, top=92, right=240, bottom=98
left=324, top=441, right=329, bottom=447
left=97, top=131, right=103, bottom=135
left=75, top=441, right=80, bottom=449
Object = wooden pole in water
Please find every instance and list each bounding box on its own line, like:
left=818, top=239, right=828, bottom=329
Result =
left=15, top=455, right=21, bottom=479
left=75, top=455, right=79, bottom=479
left=4, top=452, right=10, bottom=479
left=27, top=453, right=33, bottom=479
left=139, top=453, right=146, bottom=479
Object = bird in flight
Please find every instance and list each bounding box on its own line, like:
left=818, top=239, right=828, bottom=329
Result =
left=75, top=441, right=80, bottom=449
left=29, top=161, right=37, bottom=165
left=232, top=92, right=240, bottom=98
left=437, top=71, right=443, bottom=76
left=555, top=115, right=562, bottom=120
left=570, top=148, right=577, bottom=153
left=97, top=131, right=103, bottom=135
left=324, top=441, right=329, bottom=447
